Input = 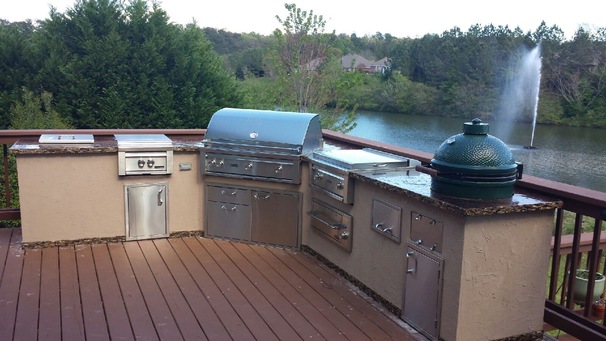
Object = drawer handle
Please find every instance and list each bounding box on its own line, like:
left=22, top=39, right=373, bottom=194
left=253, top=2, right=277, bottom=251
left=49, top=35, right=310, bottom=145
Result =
left=157, top=188, right=164, bottom=206
left=221, top=189, right=237, bottom=196
left=374, top=223, right=393, bottom=235
left=221, top=205, right=237, bottom=212
left=253, top=192, right=271, bottom=200
left=406, top=251, right=416, bottom=274
left=331, top=223, right=347, bottom=230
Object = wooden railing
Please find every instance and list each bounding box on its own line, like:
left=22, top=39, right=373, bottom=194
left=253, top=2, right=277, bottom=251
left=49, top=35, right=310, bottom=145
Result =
left=3, top=128, right=606, bottom=339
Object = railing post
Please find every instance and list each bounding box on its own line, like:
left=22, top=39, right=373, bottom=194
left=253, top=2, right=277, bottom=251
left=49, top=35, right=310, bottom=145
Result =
left=2, top=144, right=10, bottom=208
left=549, top=209, right=564, bottom=301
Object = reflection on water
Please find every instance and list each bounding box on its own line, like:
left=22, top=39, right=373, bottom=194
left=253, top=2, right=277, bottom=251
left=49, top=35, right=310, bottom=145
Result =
left=349, top=111, right=606, bottom=192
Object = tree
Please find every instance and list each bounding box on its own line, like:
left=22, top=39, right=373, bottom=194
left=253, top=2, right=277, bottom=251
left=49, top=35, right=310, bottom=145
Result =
left=28, top=0, right=241, bottom=128
left=10, top=88, right=72, bottom=129
left=268, top=3, right=355, bottom=132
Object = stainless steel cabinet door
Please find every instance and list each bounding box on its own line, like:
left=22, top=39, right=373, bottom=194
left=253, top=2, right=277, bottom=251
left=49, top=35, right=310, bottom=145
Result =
left=126, top=183, right=168, bottom=240
left=251, top=190, right=300, bottom=248
left=402, top=243, right=444, bottom=340
left=206, top=201, right=251, bottom=241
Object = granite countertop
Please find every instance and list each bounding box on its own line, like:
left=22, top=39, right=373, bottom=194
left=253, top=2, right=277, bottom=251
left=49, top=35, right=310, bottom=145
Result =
left=9, top=135, right=202, bottom=155
left=351, top=168, right=562, bottom=216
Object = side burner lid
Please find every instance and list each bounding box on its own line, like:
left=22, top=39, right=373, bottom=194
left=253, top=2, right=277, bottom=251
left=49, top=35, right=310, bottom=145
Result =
left=115, top=134, right=173, bottom=151
left=312, top=148, right=410, bottom=170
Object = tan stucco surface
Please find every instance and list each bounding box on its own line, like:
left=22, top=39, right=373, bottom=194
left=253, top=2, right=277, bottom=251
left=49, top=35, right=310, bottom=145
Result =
left=306, top=179, right=554, bottom=341
left=17, top=152, right=202, bottom=242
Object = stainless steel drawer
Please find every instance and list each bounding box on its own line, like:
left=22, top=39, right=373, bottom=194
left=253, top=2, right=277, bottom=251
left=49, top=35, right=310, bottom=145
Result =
left=309, top=198, right=353, bottom=252
left=206, top=185, right=251, bottom=205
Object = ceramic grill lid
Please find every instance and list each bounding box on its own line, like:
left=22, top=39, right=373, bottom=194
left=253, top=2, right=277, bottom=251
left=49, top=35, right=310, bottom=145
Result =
left=430, top=118, right=522, bottom=199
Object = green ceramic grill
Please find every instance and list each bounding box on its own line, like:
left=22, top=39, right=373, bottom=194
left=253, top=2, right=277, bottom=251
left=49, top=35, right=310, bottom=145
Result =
left=430, top=118, right=523, bottom=199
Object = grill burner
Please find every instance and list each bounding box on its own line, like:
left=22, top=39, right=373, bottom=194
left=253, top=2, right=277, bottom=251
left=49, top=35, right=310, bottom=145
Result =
left=310, top=148, right=411, bottom=204
left=201, top=108, right=323, bottom=184
left=115, top=134, right=173, bottom=176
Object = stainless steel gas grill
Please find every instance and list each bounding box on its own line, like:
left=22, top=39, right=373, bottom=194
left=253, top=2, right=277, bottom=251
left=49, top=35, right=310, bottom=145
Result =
left=201, top=108, right=323, bottom=184
left=115, top=134, right=173, bottom=176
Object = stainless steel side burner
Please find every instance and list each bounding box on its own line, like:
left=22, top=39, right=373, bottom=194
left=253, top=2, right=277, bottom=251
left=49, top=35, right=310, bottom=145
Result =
left=115, top=134, right=173, bottom=176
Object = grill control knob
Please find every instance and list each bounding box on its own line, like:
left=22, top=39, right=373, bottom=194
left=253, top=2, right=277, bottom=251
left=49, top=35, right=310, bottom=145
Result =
left=137, top=159, right=145, bottom=168
left=245, top=162, right=253, bottom=170
left=338, top=231, right=350, bottom=240
left=275, top=165, right=283, bottom=173
left=147, top=159, right=155, bottom=168
left=336, top=182, right=344, bottom=190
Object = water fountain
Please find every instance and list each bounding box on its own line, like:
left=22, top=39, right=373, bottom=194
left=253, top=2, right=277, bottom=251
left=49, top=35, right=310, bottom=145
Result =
left=493, top=43, right=542, bottom=148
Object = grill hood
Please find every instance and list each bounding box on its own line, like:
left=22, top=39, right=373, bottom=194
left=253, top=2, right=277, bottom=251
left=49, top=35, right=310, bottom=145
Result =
left=204, top=108, right=323, bottom=155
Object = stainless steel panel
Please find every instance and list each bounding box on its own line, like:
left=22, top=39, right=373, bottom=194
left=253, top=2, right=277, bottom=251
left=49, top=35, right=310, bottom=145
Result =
left=115, top=134, right=173, bottom=151
left=371, top=199, right=402, bottom=243
left=312, top=148, right=410, bottom=170
left=410, top=212, right=444, bottom=253
left=204, top=108, right=322, bottom=154
left=39, top=134, right=94, bottom=144
left=402, top=243, right=444, bottom=341
left=309, top=198, right=353, bottom=252
left=206, top=201, right=251, bottom=241
left=119, top=151, right=173, bottom=176
left=125, top=183, right=168, bottom=240
left=310, top=163, right=353, bottom=204
left=206, top=185, right=251, bottom=206
left=251, top=190, right=300, bottom=248
left=204, top=153, right=300, bottom=183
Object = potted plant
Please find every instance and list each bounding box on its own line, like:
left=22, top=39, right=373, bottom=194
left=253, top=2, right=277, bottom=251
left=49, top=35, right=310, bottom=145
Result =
left=574, top=269, right=606, bottom=304
left=593, top=299, right=606, bottom=319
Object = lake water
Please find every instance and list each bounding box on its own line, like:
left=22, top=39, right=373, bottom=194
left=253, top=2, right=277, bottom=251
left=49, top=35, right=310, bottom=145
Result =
left=348, top=111, right=606, bottom=192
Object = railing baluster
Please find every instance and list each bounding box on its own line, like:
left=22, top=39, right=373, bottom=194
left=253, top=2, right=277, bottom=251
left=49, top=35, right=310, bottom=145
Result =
left=549, top=208, right=564, bottom=301
left=566, top=213, right=585, bottom=309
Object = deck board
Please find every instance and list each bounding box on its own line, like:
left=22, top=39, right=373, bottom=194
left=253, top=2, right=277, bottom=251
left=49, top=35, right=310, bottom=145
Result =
left=195, top=237, right=280, bottom=341
left=38, top=247, right=61, bottom=340
left=59, top=245, right=86, bottom=340
left=77, top=245, right=111, bottom=341
left=0, top=229, right=420, bottom=341
left=122, top=240, right=183, bottom=340
left=172, top=237, right=256, bottom=341
left=14, top=247, right=41, bottom=341
left=107, top=242, right=159, bottom=341
left=154, top=238, right=231, bottom=340
left=138, top=240, right=208, bottom=341
left=90, top=244, right=134, bottom=341
left=0, top=229, right=24, bottom=341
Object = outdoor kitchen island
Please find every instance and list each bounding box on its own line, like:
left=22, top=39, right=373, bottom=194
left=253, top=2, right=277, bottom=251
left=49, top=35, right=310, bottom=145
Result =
left=10, top=126, right=562, bottom=341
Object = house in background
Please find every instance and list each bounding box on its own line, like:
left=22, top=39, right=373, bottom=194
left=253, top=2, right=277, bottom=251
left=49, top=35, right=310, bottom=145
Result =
left=340, top=53, right=389, bottom=73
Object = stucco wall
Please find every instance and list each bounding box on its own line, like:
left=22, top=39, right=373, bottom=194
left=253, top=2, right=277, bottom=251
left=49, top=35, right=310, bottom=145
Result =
left=17, top=152, right=202, bottom=242
left=306, top=179, right=554, bottom=341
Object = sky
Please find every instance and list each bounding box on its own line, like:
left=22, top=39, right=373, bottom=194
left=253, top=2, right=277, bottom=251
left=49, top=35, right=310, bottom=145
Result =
left=1, top=0, right=604, bottom=39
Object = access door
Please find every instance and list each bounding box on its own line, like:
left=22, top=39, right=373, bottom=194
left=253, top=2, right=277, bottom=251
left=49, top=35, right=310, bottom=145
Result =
left=125, top=183, right=168, bottom=240
left=402, top=242, right=444, bottom=340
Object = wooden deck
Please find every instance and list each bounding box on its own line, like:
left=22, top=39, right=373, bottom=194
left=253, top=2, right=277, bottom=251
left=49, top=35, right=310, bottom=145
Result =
left=0, top=228, right=421, bottom=340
